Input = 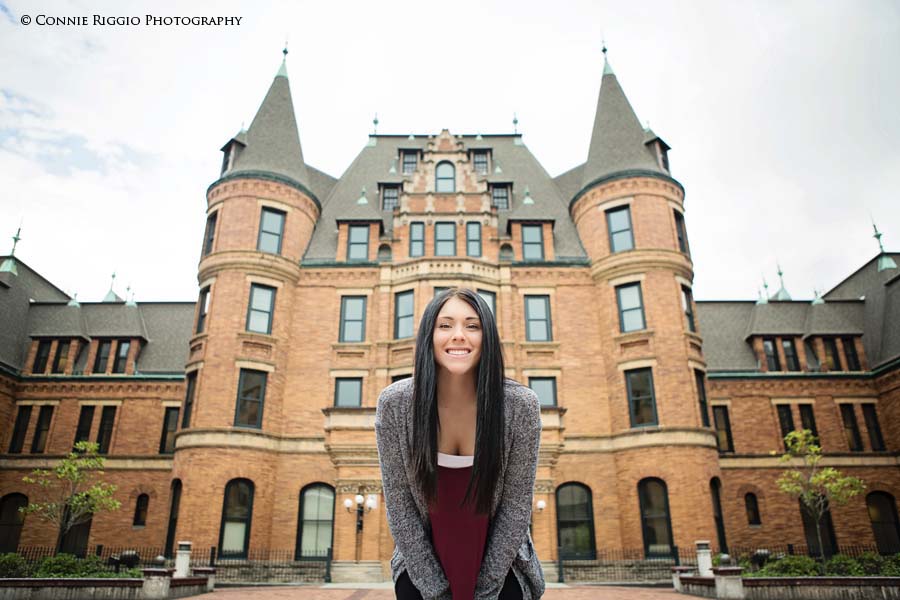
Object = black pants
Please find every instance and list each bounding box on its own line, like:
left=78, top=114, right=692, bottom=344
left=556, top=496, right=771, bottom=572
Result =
left=395, top=569, right=523, bottom=600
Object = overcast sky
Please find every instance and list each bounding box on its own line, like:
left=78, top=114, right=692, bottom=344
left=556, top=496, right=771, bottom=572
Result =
left=1, top=0, right=898, bottom=303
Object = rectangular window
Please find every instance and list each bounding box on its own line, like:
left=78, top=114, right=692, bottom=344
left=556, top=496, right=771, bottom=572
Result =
left=181, top=372, right=196, bottom=428
left=466, top=222, right=482, bottom=257
left=52, top=340, right=71, bottom=374
left=93, top=340, right=112, bottom=374
left=840, top=404, right=863, bottom=451
left=235, top=369, right=267, bottom=428
left=799, top=404, right=818, bottom=440
left=842, top=337, right=861, bottom=371
left=33, top=340, right=52, bottom=374
left=491, top=184, right=510, bottom=210
left=381, top=185, right=399, bottom=212
left=695, top=370, right=710, bottom=427
left=96, top=406, right=116, bottom=454
left=74, top=405, right=95, bottom=449
left=391, top=374, right=411, bottom=383
left=776, top=404, right=795, bottom=444
left=521, top=224, right=544, bottom=261
left=682, top=286, right=696, bottom=332
left=606, top=206, right=634, bottom=253
left=763, top=338, right=781, bottom=371
left=472, top=150, right=489, bottom=174
left=395, top=290, right=414, bottom=339
left=246, top=284, right=276, bottom=334
left=409, top=222, right=425, bottom=257
left=159, top=407, right=179, bottom=454
left=8, top=406, right=32, bottom=453
left=112, top=340, right=130, bottom=374
left=339, top=296, right=367, bottom=343
left=616, top=283, right=646, bottom=333
left=823, top=337, right=841, bottom=371
left=674, top=210, right=689, bottom=254
left=347, top=224, right=370, bottom=261
left=257, top=207, right=286, bottom=254
left=782, top=339, right=800, bottom=371
left=435, top=222, right=456, bottom=256
left=524, top=295, right=552, bottom=342
left=334, top=378, right=363, bottom=407
left=402, top=151, right=418, bottom=174
left=713, top=406, right=734, bottom=453
left=30, top=405, right=54, bottom=454
left=626, top=368, right=658, bottom=427
left=196, top=287, right=210, bottom=334
left=433, top=286, right=449, bottom=298
left=805, top=340, right=820, bottom=371
left=529, top=377, right=557, bottom=407
left=862, top=403, right=885, bottom=451
left=477, top=289, right=496, bottom=314
left=203, top=212, right=218, bottom=256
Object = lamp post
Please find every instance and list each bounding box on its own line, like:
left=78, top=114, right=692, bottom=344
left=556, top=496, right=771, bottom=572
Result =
left=345, top=493, right=377, bottom=561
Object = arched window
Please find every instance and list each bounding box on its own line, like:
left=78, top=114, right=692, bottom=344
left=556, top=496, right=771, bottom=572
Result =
left=377, top=243, right=392, bottom=263
left=710, top=478, right=728, bottom=553
left=0, top=493, right=27, bottom=553
left=296, top=484, right=335, bottom=560
left=60, top=510, right=91, bottom=557
left=499, top=243, right=514, bottom=261
left=164, top=480, right=182, bottom=558
left=867, top=491, right=900, bottom=554
left=555, top=483, right=596, bottom=559
left=638, top=478, right=673, bottom=557
left=133, top=494, right=149, bottom=527
left=435, top=162, right=455, bottom=193
left=745, top=493, right=761, bottom=525
left=219, top=479, right=254, bottom=558
left=800, top=497, right=837, bottom=558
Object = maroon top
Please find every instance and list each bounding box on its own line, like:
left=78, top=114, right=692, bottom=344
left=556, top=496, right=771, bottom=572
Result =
left=429, top=463, right=490, bottom=600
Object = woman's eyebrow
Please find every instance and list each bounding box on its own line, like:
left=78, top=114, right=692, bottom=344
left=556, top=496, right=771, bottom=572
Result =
left=437, top=315, right=480, bottom=321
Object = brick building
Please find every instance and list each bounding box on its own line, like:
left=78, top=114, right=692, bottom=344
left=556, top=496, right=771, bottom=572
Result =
left=1, top=51, right=898, bottom=580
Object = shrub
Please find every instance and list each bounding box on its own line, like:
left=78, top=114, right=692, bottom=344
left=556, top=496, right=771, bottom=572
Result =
left=756, top=554, right=821, bottom=577
left=0, top=553, right=31, bottom=578
left=882, top=554, right=900, bottom=577
left=854, top=551, right=884, bottom=575
left=824, top=554, right=863, bottom=576
left=34, top=554, right=109, bottom=578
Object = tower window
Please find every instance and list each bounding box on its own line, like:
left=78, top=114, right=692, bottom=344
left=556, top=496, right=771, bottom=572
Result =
left=203, top=212, right=218, bottom=256
left=196, top=287, right=210, bottom=334
left=673, top=210, right=689, bottom=255
left=246, top=284, right=276, bottom=335
left=257, top=208, right=286, bottom=255
left=159, top=407, right=179, bottom=454
left=626, top=368, right=658, bottom=427
left=181, top=372, right=196, bottom=429
left=235, top=369, right=267, bottom=429
left=334, top=378, right=363, bottom=408
left=394, top=290, right=415, bottom=339
left=695, top=370, right=709, bottom=427
left=681, top=286, right=695, bottom=332
left=435, top=161, right=455, bottom=193
left=606, top=206, right=634, bottom=253
left=616, top=283, right=646, bottom=333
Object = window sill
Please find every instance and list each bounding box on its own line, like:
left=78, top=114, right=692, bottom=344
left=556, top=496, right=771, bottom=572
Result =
left=332, top=342, right=372, bottom=350
left=237, top=331, right=277, bottom=344
left=614, top=329, right=655, bottom=345
left=521, top=341, right=560, bottom=349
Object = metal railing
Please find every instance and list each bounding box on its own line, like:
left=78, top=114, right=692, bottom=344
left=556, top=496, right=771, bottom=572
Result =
left=558, top=546, right=691, bottom=583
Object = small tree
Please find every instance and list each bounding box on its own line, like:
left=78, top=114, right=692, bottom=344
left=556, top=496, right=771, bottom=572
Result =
left=20, top=441, right=121, bottom=554
left=776, top=429, right=865, bottom=562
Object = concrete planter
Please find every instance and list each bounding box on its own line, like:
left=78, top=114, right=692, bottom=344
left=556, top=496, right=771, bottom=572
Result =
left=0, top=568, right=212, bottom=600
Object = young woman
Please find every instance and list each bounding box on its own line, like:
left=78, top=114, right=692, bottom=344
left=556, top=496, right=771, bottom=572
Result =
left=375, top=288, right=545, bottom=600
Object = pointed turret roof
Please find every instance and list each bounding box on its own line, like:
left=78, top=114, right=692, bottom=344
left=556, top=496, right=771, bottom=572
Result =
left=226, top=50, right=312, bottom=194
left=580, top=51, right=667, bottom=191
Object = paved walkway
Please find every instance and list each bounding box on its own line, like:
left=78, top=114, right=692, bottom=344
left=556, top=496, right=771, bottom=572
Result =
left=185, top=584, right=677, bottom=599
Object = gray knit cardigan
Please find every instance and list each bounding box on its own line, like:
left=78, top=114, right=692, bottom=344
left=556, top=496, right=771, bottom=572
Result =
left=375, top=378, right=545, bottom=600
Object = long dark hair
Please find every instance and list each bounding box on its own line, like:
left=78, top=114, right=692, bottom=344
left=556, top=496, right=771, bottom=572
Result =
left=411, top=287, right=506, bottom=515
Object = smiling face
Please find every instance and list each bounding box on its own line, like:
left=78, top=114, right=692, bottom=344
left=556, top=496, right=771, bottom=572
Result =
left=432, top=296, right=483, bottom=377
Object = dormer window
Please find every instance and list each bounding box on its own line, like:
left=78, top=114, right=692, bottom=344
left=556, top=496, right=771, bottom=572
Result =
left=435, top=161, right=455, bottom=193
left=491, top=184, right=510, bottom=210
left=221, top=143, right=236, bottom=176
left=401, top=150, right=418, bottom=175
left=380, top=184, right=400, bottom=212
left=521, top=224, right=544, bottom=261
left=472, top=150, right=490, bottom=175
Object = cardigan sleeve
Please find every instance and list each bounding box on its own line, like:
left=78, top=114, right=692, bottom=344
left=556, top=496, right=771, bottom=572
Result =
left=474, top=387, right=542, bottom=599
left=375, top=389, right=451, bottom=600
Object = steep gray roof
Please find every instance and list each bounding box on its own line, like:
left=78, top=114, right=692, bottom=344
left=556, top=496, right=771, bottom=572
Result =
left=27, top=304, right=88, bottom=338
left=81, top=303, right=149, bottom=338
left=580, top=58, right=666, bottom=192
left=803, top=301, right=865, bottom=336
left=303, top=135, right=588, bottom=263
left=695, top=302, right=759, bottom=372
left=226, top=60, right=312, bottom=194
left=0, top=257, right=70, bottom=371
left=743, top=302, right=809, bottom=338
left=553, top=163, right=584, bottom=205
left=135, top=303, right=194, bottom=373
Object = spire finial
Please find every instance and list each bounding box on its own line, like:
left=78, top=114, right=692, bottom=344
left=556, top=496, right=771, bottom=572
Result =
left=602, top=38, right=608, bottom=57
left=873, top=220, right=886, bottom=252
left=110, top=271, right=116, bottom=289
left=283, top=41, right=288, bottom=59
left=9, top=226, right=21, bottom=256
left=373, top=113, right=379, bottom=135
left=357, top=186, right=368, bottom=205
left=513, top=112, right=518, bottom=134
left=777, top=262, right=785, bottom=284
